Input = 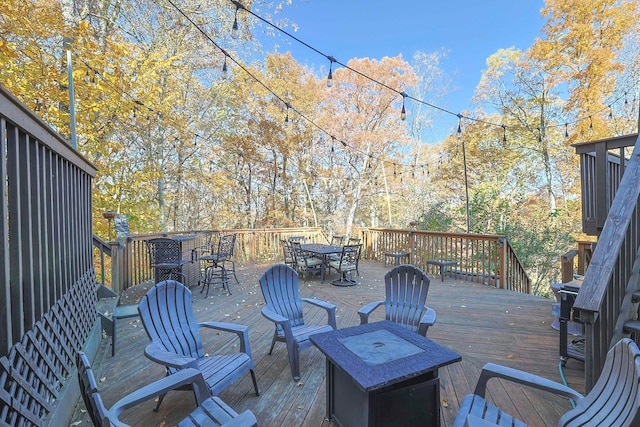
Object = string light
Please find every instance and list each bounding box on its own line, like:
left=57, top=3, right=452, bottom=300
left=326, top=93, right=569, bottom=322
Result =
left=231, top=5, right=240, bottom=39
left=284, top=103, right=290, bottom=128
left=456, top=114, right=462, bottom=139
left=126, top=0, right=634, bottom=182
left=501, top=124, right=507, bottom=143
left=327, top=56, right=335, bottom=88
left=400, top=92, right=407, bottom=121
left=564, top=123, right=569, bottom=139
left=589, top=115, right=593, bottom=132
left=221, top=52, right=229, bottom=78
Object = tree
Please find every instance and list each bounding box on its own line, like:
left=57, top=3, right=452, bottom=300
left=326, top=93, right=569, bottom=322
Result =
left=531, top=0, right=639, bottom=137
left=318, top=55, right=417, bottom=235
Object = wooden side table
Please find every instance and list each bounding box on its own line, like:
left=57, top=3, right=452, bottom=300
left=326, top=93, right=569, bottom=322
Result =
left=426, top=259, right=458, bottom=282
left=384, top=252, right=410, bottom=267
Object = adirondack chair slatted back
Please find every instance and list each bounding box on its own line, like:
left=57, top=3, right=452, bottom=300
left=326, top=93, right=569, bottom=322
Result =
left=138, top=280, right=204, bottom=366
left=560, top=337, right=640, bottom=427
left=385, top=264, right=432, bottom=333
left=77, top=352, right=109, bottom=427
left=259, top=264, right=305, bottom=330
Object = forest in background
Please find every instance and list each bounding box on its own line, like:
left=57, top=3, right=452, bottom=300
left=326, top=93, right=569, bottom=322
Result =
left=1, top=0, right=639, bottom=294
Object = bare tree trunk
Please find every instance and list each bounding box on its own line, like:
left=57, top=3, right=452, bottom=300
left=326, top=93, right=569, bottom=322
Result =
left=302, top=180, right=318, bottom=227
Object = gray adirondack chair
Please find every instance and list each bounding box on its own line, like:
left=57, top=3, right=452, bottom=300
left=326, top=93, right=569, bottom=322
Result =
left=137, top=280, right=260, bottom=411
left=76, top=351, right=257, bottom=427
left=258, top=264, right=337, bottom=381
left=358, top=264, right=436, bottom=336
left=454, top=337, right=640, bottom=427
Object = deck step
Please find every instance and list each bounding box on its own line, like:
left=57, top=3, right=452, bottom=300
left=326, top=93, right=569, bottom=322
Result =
left=624, top=320, right=640, bottom=334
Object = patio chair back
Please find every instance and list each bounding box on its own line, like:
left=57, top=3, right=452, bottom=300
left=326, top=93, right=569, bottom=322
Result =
left=259, top=263, right=305, bottom=330
left=385, top=264, right=435, bottom=335
left=280, top=239, right=295, bottom=267
left=138, top=280, right=204, bottom=364
left=147, top=237, right=191, bottom=283
left=330, top=235, right=345, bottom=246
left=77, top=352, right=109, bottom=427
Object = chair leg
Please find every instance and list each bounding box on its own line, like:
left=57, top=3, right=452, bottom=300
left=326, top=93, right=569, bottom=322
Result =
left=250, top=369, right=261, bottom=396
left=228, top=259, right=239, bottom=283
left=111, top=316, right=117, bottom=357
left=268, top=331, right=278, bottom=355
left=154, top=391, right=167, bottom=412
left=286, top=342, right=300, bottom=381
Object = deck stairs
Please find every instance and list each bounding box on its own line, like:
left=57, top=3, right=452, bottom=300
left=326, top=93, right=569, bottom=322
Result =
left=611, top=249, right=640, bottom=347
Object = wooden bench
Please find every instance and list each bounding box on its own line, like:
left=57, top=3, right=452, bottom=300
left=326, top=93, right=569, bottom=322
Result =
left=426, top=259, right=458, bottom=282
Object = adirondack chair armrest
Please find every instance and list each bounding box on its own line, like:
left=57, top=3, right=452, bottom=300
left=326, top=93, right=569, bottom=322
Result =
left=260, top=307, right=296, bottom=340
left=417, top=307, right=437, bottom=336
left=260, top=307, right=289, bottom=324
left=108, top=368, right=211, bottom=421
left=144, top=342, right=198, bottom=370
left=301, top=298, right=337, bottom=329
left=198, top=321, right=252, bottom=355
left=357, top=300, right=384, bottom=324
left=224, top=410, right=259, bottom=427
left=474, top=362, right=585, bottom=402
left=463, top=414, right=501, bottom=427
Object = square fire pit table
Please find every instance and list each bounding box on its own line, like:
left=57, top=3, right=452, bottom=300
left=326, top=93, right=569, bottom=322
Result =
left=310, top=320, right=461, bottom=427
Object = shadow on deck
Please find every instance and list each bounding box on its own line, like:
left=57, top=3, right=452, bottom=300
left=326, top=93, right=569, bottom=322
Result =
left=73, top=261, right=584, bottom=427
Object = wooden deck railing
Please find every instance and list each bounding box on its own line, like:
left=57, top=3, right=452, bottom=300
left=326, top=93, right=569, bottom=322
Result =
left=361, top=228, right=531, bottom=293
left=108, top=227, right=326, bottom=292
left=105, top=227, right=531, bottom=295
left=572, top=132, right=640, bottom=391
left=0, top=85, right=100, bottom=426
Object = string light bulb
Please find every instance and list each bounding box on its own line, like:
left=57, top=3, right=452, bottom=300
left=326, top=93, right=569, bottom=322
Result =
left=456, top=114, right=463, bottom=139
left=231, top=6, right=240, bottom=39
left=284, top=103, right=290, bottom=128
left=221, top=53, right=229, bottom=79
left=589, top=115, right=593, bottom=132
left=327, top=56, right=335, bottom=88
left=400, top=92, right=407, bottom=121
left=564, top=123, right=569, bottom=140
left=501, top=124, right=507, bottom=143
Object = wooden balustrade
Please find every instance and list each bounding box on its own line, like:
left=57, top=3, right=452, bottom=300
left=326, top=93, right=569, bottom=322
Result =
left=108, top=227, right=326, bottom=292
left=0, top=85, right=100, bottom=426
left=360, top=228, right=530, bottom=293
left=572, top=132, right=640, bottom=391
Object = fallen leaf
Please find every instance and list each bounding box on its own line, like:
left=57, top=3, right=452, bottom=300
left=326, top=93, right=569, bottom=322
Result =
left=297, top=405, right=305, bottom=409
left=297, top=381, right=304, bottom=386
left=70, top=421, right=82, bottom=426
left=99, top=377, right=106, bottom=382
left=441, top=399, right=448, bottom=408
left=506, top=354, right=514, bottom=359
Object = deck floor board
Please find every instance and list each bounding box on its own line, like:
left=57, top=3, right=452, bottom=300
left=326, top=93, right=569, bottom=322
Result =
left=74, top=261, right=585, bottom=427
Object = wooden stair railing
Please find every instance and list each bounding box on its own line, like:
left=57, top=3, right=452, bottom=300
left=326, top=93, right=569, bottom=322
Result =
left=611, top=247, right=640, bottom=346
left=572, top=132, right=640, bottom=391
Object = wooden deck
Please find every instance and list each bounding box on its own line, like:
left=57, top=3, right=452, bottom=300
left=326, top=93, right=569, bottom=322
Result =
left=72, top=261, right=585, bottom=427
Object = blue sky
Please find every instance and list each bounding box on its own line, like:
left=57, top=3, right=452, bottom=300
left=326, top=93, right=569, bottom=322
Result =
left=254, top=0, right=546, bottom=140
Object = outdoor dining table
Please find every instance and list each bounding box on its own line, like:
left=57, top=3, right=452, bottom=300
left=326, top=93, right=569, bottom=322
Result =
left=300, top=243, right=343, bottom=281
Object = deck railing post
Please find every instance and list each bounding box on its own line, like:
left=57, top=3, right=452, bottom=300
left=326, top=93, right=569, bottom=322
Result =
left=498, top=237, right=506, bottom=289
